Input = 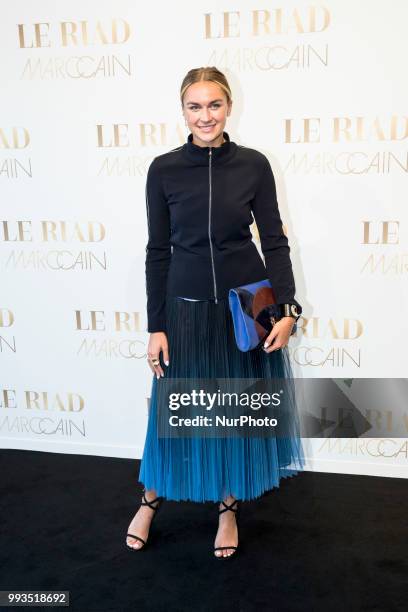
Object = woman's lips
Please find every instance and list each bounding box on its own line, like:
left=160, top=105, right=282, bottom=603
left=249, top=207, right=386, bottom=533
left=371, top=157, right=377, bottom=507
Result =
left=199, top=125, right=215, bottom=131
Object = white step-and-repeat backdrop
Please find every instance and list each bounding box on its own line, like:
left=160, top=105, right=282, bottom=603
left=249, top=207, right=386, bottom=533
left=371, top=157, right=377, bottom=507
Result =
left=1, top=1, right=407, bottom=479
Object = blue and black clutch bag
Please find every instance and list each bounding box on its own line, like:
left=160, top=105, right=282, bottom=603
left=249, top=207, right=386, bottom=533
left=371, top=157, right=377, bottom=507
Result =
left=228, top=278, right=285, bottom=352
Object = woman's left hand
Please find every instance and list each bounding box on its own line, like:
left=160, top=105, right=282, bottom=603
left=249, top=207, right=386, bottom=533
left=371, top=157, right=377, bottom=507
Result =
left=262, top=317, right=295, bottom=353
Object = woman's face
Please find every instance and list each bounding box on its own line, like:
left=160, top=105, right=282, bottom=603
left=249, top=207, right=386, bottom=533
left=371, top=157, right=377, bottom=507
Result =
left=182, top=80, right=232, bottom=147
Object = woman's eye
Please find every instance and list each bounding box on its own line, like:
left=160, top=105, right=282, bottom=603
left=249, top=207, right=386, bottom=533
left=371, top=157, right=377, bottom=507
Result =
left=189, top=104, right=221, bottom=111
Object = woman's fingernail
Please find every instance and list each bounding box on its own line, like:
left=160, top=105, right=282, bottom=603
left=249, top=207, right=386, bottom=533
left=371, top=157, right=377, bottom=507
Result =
left=156, top=374, right=160, bottom=379
left=264, top=342, right=269, bottom=348
left=165, top=360, right=169, bottom=366
left=161, top=372, right=164, bottom=377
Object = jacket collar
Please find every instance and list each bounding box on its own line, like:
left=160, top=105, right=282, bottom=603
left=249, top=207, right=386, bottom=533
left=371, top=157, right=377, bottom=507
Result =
left=182, top=130, right=237, bottom=165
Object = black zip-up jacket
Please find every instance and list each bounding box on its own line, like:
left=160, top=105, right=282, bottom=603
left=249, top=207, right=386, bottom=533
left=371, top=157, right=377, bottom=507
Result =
left=145, top=131, right=302, bottom=333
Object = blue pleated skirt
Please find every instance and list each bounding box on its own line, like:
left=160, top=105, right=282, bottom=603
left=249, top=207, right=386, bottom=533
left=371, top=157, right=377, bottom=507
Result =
left=138, top=296, right=305, bottom=502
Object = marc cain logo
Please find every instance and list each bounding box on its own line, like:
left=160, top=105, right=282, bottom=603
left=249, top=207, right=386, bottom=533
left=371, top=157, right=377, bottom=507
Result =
left=318, top=438, right=408, bottom=459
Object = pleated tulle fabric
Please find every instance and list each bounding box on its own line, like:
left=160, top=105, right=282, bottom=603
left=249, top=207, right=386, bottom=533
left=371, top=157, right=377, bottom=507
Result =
left=138, top=297, right=305, bottom=502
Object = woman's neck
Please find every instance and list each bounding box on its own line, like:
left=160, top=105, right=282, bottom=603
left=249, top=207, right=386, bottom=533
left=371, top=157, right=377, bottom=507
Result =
left=192, top=133, right=225, bottom=148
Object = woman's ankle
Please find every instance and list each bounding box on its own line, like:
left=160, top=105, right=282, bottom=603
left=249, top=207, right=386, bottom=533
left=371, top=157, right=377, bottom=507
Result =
left=219, top=495, right=236, bottom=509
left=144, top=488, right=157, bottom=499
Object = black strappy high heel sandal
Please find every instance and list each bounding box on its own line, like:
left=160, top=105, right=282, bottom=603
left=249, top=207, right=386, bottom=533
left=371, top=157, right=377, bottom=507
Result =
left=126, top=488, right=164, bottom=551
left=214, top=498, right=240, bottom=559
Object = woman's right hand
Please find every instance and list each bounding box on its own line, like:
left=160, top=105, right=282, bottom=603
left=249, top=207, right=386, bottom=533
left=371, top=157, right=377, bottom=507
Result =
left=147, top=332, right=169, bottom=379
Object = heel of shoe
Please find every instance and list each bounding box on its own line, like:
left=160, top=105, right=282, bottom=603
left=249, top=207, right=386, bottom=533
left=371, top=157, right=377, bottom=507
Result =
left=235, top=502, right=241, bottom=525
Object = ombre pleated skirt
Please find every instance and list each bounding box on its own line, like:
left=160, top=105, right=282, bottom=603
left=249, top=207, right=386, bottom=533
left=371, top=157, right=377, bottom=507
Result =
left=138, top=296, right=305, bottom=502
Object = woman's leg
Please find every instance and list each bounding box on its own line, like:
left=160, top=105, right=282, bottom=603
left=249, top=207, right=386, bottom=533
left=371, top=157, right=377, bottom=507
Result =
left=126, top=488, right=160, bottom=549
left=214, top=494, right=239, bottom=558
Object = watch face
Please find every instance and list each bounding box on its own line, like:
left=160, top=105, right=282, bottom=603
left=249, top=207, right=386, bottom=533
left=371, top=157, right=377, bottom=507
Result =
left=290, top=304, right=299, bottom=317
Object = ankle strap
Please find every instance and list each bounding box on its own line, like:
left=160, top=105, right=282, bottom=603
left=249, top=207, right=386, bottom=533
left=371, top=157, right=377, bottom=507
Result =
left=141, top=491, right=161, bottom=509
left=219, top=499, right=238, bottom=514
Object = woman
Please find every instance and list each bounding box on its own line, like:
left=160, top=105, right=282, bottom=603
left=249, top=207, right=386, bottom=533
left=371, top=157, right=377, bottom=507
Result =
left=126, top=66, right=304, bottom=558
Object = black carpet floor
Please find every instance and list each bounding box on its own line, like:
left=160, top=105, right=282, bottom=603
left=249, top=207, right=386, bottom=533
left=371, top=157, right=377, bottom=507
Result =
left=0, top=449, right=406, bottom=612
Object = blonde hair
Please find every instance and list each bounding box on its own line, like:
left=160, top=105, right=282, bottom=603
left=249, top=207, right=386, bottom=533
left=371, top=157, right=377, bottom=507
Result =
left=180, top=66, right=232, bottom=106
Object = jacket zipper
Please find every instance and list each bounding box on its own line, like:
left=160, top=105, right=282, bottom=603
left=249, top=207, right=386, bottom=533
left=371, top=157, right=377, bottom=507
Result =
left=208, top=147, right=218, bottom=304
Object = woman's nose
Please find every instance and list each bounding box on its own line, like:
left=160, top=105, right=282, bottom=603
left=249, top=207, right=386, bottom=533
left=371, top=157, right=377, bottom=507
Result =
left=200, top=107, right=211, bottom=121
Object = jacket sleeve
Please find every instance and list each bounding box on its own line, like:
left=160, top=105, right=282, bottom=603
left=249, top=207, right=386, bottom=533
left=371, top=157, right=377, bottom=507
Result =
left=145, top=158, right=171, bottom=333
left=251, top=155, right=302, bottom=313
